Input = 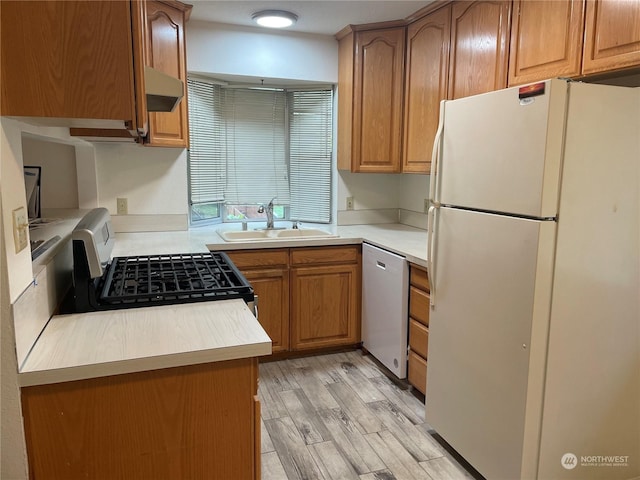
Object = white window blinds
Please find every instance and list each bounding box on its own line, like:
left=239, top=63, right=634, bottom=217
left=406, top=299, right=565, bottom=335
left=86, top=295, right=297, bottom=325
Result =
left=222, top=88, right=290, bottom=205
left=186, top=79, right=225, bottom=205
left=288, top=90, right=333, bottom=223
left=187, top=77, right=333, bottom=223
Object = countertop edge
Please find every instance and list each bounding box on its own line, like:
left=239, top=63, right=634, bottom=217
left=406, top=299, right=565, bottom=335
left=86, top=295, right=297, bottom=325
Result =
left=18, top=341, right=272, bottom=387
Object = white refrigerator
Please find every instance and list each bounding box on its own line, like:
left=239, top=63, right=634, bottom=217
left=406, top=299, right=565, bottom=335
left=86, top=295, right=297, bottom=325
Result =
left=425, top=79, right=639, bottom=480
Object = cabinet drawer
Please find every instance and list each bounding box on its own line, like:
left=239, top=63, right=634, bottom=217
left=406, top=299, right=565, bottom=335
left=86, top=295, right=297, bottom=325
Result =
left=410, top=264, right=430, bottom=292
left=225, top=249, right=289, bottom=269
left=409, top=319, right=429, bottom=359
left=291, top=246, right=359, bottom=266
left=409, top=286, right=430, bottom=326
left=408, top=350, right=427, bottom=395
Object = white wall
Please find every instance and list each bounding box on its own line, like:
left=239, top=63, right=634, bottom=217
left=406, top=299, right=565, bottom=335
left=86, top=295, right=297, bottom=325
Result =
left=95, top=144, right=187, bottom=216
left=187, top=21, right=338, bottom=84
left=21, top=137, right=78, bottom=210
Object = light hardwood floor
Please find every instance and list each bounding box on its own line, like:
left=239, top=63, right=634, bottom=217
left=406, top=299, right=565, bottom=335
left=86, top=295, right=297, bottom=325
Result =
left=259, top=350, right=482, bottom=480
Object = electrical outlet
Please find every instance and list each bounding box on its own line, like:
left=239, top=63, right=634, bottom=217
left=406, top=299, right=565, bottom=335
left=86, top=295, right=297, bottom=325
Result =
left=346, top=197, right=354, bottom=210
left=424, top=198, right=429, bottom=213
left=116, top=198, right=128, bottom=215
left=12, top=207, right=28, bottom=253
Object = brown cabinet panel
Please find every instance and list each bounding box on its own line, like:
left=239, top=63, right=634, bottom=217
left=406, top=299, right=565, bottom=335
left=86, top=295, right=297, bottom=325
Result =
left=409, top=285, right=430, bottom=326
left=508, top=0, right=585, bottom=86
left=1, top=1, right=137, bottom=124
left=583, top=0, right=640, bottom=74
left=242, top=269, right=290, bottom=353
left=291, top=263, right=360, bottom=350
left=290, top=245, right=359, bottom=266
left=352, top=27, right=406, bottom=172
left=226, top=249, right=289, bottom=269
left=409, top=319, right=429, bottom=359
left=403, top=6, right=451, bottom=174
left=337, top=31, right=355, bottom=171
left=449, top=1, right=512, bottom=99
left=22, top=359, right=259, bottom=479
left=145, top=0, right=190, bottom=147
left=408, top=350, right=427, bottom=395
left=410, top=264, right=430, bottom=292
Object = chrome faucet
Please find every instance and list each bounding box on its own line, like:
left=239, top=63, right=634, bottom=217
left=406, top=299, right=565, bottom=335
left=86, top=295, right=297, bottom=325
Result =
left=258, top=197, right=277, bottom=229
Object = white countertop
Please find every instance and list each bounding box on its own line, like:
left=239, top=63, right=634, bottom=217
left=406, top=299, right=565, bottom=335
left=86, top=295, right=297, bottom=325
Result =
left=113, top=222, right=428, bottom=267
left=19, top=299, right=271, bottom=387
left=20, top=218, right=425, bottom=387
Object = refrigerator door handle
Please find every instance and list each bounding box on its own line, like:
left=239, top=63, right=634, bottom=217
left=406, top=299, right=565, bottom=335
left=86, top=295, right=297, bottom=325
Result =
left=427, top=205, right=437, bottom=306
left=429, top=99, right=446, bottom=207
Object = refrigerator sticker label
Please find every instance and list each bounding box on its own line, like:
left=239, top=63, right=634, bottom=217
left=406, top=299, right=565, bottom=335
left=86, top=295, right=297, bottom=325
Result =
left=518, top=82, right=546, bottom=99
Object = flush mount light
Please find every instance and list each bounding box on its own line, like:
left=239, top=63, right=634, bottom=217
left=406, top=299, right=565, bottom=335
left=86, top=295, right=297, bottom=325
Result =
left=252, top=10, right=298, bottom=29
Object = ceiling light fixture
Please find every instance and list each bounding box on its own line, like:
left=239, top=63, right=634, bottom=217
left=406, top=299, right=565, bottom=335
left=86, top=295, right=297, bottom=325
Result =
left=252, top=10, right=298, bottom=29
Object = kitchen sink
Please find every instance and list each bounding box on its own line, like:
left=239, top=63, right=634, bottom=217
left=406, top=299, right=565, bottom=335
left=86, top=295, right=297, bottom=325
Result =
left=217, top=227, right=338, bottom=242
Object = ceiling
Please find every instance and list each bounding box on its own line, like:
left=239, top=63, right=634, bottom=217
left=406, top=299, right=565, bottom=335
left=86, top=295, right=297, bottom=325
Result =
left=189, top=1, right=434, bottom=36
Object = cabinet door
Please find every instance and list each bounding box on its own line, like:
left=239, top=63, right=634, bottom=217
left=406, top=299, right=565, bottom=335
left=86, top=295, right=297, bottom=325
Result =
left=291, top=263, right=360, bottom=350
left=449, top=1, right=512, bottom=99
left=242, top=269, right=290, bottom=353
left=403, top=6, right=451, bottom=174
left=582, top=0, right=640, bottom=74
left=352, top=27, right=405, bottom=173
left=0, top=1, right=136, bottom=124
left=145, top=0, right=190, bottom=147
left=508, top=0, right=585, bottom=86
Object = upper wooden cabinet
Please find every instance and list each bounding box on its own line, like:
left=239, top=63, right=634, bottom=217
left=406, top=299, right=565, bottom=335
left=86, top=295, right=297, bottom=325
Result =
left=0, top=0, right=191, bottom=146
left=144, top=0, right=190, bottom=147
left=403, top=6, right=451, bottom=174
left=448, top=1, right=512, bottom=99
left=338, top=26, right=406, bottom=173
left=0, top=1, right=139, bottom=129
left=508, top=0, right=585, bottom=86
left=582, top=0, right=640, bottom=74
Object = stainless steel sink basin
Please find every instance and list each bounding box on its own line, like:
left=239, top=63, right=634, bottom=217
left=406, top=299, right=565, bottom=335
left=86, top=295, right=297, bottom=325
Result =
left=217, top=227, right=337, bottom=242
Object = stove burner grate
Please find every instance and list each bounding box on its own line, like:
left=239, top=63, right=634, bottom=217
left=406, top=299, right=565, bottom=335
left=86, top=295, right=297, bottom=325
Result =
left=99, top=252, right=254, bottom=307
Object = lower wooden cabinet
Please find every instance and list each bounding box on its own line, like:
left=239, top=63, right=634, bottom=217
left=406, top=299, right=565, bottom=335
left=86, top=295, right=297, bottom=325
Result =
left=21, top=358, right=260, bottom=479
left=408, top=263, right=430, bottom=395
left=227, top=249, right=290, bottom=354
left=226, top=245, right=362, bottom=355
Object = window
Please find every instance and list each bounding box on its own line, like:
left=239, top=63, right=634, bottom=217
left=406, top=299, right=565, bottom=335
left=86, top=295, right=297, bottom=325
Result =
left=187, top=77, right=333, bottom=226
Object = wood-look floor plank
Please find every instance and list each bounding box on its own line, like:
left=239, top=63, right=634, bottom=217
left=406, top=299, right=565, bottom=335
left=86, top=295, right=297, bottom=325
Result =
left=344, top=351, right=385, bottom=379
left=260, top=350, right=475, bottom=480
left=331, top=358, right=387, bottom=403
left=280, top=389, right=333, bottom=445
left=365, top=430, right=434, bottom=480
left=264, top=416, right=324, bottom=480
left=262, top=361, right=301, bottom=392
left=262, top=451, right=288, bottom=480
left=359, top=470, right=399, bottom=480
left=317, top=408, right=386, bottom=475
left=419, top=457, right=475, bottom=480
left=258, top=378, right=290, bottom=420
left=309, top=440, right=360, bottom=480
left=368, top=400, right=444, bottom=462
left=289, top=365, right=341, bottom=411
left=369, top=376, right=425, bottom=425
left=262, top=417, right=276, bottom=453
left=326, top=381, right=384, bottom=434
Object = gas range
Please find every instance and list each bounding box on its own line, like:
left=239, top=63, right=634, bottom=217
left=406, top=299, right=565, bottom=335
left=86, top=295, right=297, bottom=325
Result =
left=68, top=209, right=254, bottom=313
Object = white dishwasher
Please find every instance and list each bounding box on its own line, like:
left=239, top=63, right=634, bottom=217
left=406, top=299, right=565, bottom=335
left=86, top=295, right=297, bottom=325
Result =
left=362, top=242, right=409, bottom=379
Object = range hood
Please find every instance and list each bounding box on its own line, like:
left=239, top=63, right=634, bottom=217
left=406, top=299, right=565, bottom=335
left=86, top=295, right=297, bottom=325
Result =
left=144, top=66, right=184, bottom=112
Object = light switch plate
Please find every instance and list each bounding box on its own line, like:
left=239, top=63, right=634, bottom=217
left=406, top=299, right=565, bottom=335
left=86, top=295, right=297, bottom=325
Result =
left=12, top=207, right=28, bottom=253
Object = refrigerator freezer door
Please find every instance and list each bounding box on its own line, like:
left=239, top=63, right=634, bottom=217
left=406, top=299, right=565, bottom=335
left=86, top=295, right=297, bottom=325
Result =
left=362, top=243, right=409, bottom=378
left=426, top=207, right=556, bottom=480
left=537, top=82, right=640, bottom=480
left=437, top=78, right=567, bottom=218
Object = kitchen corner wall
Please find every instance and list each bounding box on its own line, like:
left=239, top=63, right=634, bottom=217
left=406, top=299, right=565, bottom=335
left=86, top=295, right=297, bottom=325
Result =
left=94, top=144, right=188, bottom=232
left=337, top=171, right=430, bottom=229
